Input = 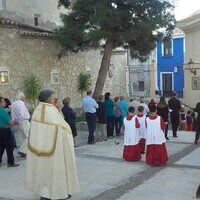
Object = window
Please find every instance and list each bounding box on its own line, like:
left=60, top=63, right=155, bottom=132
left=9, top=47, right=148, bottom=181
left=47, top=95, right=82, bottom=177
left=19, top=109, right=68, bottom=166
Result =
left=34, top=14, right=41, bottom=26
left=138, top=81, right=144, bottom=91
left=0, top=69, right=10, bottom=84
left=162, top=40, right=173, bottom=56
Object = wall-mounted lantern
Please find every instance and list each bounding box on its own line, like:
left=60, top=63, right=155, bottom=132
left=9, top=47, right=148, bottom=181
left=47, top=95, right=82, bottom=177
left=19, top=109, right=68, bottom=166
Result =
left=188, top=58, right=196, bottom=76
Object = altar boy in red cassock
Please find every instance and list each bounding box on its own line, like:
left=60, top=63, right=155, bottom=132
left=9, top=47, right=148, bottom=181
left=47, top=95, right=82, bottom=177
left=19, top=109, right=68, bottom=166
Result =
left=146, top=105, right=168, bottom=166
left=123, top=106, right=141, bottom=161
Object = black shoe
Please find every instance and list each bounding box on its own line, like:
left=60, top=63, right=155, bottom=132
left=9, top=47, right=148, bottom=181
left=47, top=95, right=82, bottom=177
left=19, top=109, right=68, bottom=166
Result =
left=66, top=194, right=72, bottom=199
left=7, top=163, right=20, bottom=167
left=173, top=135, right=177, bottom=138
left=194, top=140, right=198, bottom=144
left=166, top=137, right=169, bottom=140
left=18, top=152, right=26, bottom=158
left=87, top=142, right=95, bottom=145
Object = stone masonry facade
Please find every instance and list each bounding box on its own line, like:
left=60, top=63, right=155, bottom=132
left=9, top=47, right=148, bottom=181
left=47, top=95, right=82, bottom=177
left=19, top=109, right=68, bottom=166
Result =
left=0, top=24, right=127, bottom=109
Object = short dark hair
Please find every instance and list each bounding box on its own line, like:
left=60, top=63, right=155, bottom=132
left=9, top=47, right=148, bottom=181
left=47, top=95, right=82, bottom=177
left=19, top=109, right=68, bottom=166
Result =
left=105, top=92, right=111, bottom=100
left=114, top=97, right=119, bottom=102
left=128, top=106, right=135, bottom=113
left=149, top=105, right=157, bottom=113
left=87, top=90, right=92, bottom=95
left=138, top=106, right=144, bottom=112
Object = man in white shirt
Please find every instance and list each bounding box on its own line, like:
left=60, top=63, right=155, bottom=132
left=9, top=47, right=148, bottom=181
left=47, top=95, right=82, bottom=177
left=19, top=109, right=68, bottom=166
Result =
left=82, top=90, right=99, bottom=144
left=139, top=97, right=149, bottom=116
left=11, top=92, right=30, bottom=157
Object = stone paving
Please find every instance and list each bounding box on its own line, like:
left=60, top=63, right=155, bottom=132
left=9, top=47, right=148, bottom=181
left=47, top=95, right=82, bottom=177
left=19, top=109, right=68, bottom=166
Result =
left=0, top=130, right=199, bottom=200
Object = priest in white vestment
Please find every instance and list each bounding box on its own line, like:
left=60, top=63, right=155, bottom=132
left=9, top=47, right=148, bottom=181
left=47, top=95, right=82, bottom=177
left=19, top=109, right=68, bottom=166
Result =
left=25, top=89, right=79, bottom=200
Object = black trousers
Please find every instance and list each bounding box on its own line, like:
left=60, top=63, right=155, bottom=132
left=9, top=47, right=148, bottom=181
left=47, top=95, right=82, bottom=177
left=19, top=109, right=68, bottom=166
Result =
left=106, top=116, right=115, bottom=137
left=115, top=116, right=122, bottom=136
left=195, top=125, right=200, bottom=142
left=85, top=112, right=97, bottom=143
left=0, top=128, right=14, bottom=165
left=170, top=112, right=180, bottom=137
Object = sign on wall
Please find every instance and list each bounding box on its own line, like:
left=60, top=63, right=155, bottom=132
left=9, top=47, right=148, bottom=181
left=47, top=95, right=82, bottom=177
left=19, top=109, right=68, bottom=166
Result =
left=192, top=77, right=200, bottom=90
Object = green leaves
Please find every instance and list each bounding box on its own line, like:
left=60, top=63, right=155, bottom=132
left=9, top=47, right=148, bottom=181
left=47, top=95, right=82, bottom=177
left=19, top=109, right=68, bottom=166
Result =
left=55, top=0, right=175, bottom=61
left=77, top=72, right=92, bottom=97
left=23, top=74, right=41, bottom=107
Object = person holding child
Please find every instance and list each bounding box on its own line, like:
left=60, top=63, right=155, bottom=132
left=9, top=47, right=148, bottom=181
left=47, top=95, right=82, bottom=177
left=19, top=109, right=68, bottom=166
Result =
left=146, top=105, right=168, bottom=166
left=123, top=106, right=141, bottom=161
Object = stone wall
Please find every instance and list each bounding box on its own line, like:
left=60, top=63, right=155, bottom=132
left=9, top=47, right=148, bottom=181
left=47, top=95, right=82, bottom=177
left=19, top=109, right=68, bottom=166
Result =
left=0, top=25, right=127, bottom=109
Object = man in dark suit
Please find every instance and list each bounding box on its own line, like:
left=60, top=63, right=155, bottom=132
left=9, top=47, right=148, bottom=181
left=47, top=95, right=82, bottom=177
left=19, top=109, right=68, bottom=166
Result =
left=194, top=102, right=200, bottom=144
left=168, top=91, right=182, bottom=137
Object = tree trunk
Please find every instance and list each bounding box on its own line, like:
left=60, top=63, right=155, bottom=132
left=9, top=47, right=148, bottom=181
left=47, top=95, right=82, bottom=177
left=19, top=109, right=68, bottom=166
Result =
left=93, top=39, right=113, bottom=100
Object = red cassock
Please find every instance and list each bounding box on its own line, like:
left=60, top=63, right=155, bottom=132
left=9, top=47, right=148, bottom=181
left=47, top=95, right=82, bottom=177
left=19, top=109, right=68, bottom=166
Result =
left=146, top=115, right=168, bottom=166
left=123, top=115, right=141, bottom=161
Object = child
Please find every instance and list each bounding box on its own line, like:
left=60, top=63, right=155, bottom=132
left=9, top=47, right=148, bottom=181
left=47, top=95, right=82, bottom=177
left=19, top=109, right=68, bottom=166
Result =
left=186, top=110, right=193, bottom=131
left=123, top=106, right=141, bottom=161
left=137, top=106, right=147, bottom=154
left=179, top=108, right=186, bottom=130
left=146, top=105, right=168, bottom=166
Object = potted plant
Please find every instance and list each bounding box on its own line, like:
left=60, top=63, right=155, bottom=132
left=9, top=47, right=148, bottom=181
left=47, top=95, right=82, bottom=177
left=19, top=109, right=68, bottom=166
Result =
left=23, top=74, right=41, bottom=110
left=77, top=72, right=92, bottom=97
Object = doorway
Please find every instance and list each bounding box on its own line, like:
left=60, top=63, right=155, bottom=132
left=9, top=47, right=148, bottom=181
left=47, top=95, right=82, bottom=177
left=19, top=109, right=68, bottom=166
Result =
left=161, top=73, right=173, bottom=97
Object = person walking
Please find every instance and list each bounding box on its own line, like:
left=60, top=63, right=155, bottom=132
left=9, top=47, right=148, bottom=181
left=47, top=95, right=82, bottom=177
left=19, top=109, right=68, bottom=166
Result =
left=194, top=102, right=200, bottom=144
left=104, top=92, right=115, bottom=138
left=25, top=89, right=79, bottom=200
left=136, top=106, right=147, bottom=154
left=82, top=90, right=99, bottom=144
left=11, top=91, right=30, bottom=157
left=157, top=96, right=169, bottom=140
left=114, top=97, right=122, bottom=136
left=96, top=95, right=107, bottom=141
left=0, top=96, right=19, bottom=167
left=119, top=95, right=128, bottom=122
left=139, top=97, right=149, bottom=116
left=168, top=91, right=182, bottom=137
left=146, top=105, right=168, bottom=166
left=123, top=106, right=141, bottom=161
left=62, top=97, right=78, bottom=147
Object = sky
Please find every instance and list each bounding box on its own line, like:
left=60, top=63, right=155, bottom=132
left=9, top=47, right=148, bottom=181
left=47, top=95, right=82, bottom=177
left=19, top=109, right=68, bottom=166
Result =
left=174, top=0, right=200, bottom=20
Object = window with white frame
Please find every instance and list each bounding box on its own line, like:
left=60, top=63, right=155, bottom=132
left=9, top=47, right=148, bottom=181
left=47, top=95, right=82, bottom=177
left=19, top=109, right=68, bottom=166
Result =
left=162, top=39, right=173, bottom=56
left=0, top=69, right=10, bottom=84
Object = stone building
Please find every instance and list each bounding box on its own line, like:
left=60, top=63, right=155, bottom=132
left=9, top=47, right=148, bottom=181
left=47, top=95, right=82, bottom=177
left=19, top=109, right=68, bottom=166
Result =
left=177, top=11, right=200, bottom=108
left=0, top=0, right=128, bottom=108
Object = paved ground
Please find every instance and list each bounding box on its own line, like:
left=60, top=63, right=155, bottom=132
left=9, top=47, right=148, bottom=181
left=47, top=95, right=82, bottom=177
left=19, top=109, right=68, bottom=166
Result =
left=0, top=130, right=200, bottom=200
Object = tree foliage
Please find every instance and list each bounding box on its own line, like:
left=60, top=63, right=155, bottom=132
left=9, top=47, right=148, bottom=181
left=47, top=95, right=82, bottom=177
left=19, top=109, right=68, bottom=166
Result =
left=55, top=0, right=175, bottom=100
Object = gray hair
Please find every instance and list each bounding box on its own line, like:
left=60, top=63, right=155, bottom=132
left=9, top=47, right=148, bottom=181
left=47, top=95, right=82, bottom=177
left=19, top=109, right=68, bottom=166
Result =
left=63, top=97, right=71, bottom=106
left=38, top=89, right=54, bottom=103
left=15, top=91, right=25, bottom=100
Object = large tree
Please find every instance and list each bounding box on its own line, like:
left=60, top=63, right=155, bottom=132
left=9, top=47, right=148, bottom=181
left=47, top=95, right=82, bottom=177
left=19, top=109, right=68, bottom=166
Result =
left=55, top=0, right=175, bottom=100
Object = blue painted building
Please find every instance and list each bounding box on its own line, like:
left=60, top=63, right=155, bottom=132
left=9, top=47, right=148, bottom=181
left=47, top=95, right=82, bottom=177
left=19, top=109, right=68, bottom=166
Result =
left=157, top=28, right=184, bottom=97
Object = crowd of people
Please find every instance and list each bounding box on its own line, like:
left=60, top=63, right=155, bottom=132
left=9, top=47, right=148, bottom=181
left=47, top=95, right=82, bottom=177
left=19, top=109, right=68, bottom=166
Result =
left=0, top=89, right=200, bottom=199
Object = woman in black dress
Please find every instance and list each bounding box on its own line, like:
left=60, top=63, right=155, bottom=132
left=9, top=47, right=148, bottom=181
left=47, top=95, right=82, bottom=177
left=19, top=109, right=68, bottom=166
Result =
left=61, top=97, right=78, bottom=147
left=157, top=96, right=169, bottom=140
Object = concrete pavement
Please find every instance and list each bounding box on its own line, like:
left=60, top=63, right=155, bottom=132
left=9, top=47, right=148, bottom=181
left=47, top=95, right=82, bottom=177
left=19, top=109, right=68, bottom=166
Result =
left=0, top=130, right=200, bottom=200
